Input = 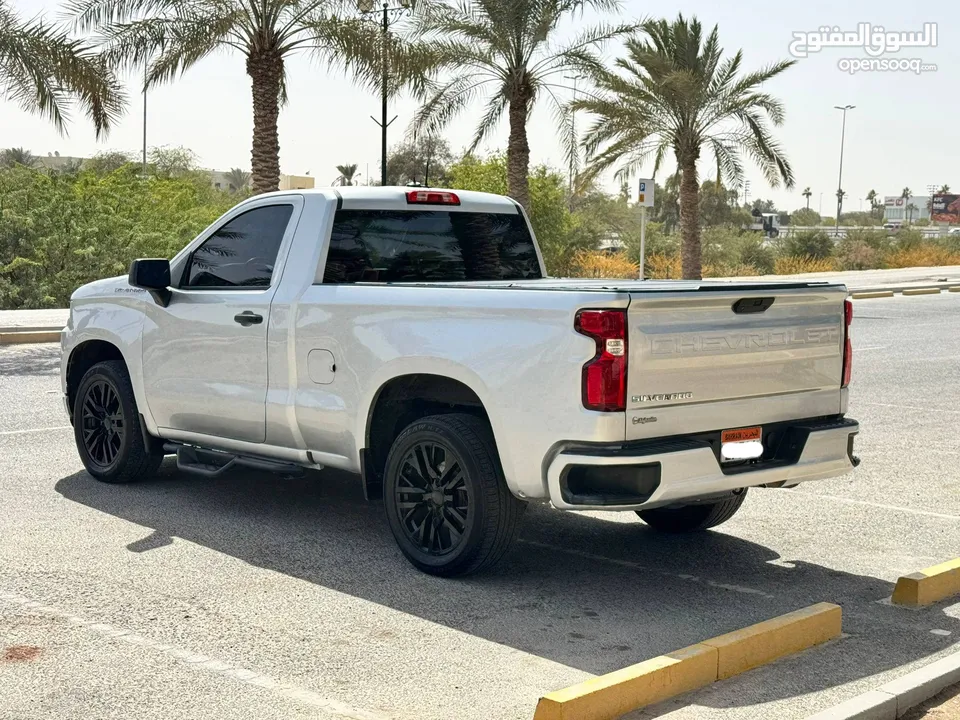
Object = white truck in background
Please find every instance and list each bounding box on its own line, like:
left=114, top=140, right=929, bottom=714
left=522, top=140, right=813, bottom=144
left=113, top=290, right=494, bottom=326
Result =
left=61, top=187, right=859, bottom=576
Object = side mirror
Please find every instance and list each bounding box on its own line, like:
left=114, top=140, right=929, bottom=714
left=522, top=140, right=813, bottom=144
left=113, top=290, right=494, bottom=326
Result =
left=128, top=258, right=171, bottom=307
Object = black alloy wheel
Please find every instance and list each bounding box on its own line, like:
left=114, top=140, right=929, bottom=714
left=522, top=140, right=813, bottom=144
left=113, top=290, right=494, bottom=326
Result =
left=80, top=379, right=125, bottom=469
left=73, top=360, right=164, bottom=483
left=383, top=414, right=525, bottom=577
left=394, top=440, right=470, bottom=556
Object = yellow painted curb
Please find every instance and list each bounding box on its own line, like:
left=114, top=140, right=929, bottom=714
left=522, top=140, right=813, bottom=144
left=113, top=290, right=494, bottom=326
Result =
left=851, top=291, right=895, bottom=299
left=901, top=288, right=942, bottom=296
left=892, top=558, right=960, bottom=607
left=701, top=602, right=842, bottom=679
left=949, top=286, right=960, bottom=293
left=532, top=603, right=841, bottom=720
left=0, top=330, right=61, bottom=345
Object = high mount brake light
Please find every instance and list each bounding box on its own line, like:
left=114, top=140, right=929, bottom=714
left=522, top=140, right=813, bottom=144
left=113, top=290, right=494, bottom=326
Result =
left=406, top=190, right=461, bottom=206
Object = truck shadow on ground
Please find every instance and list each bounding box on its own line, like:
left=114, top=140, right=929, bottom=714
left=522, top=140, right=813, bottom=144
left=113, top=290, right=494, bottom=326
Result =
left=56, top=463, right=960, bottom=712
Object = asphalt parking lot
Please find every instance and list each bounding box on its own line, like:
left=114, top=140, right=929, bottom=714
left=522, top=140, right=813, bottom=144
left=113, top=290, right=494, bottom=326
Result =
left=2, top=292, right=959, bottom=720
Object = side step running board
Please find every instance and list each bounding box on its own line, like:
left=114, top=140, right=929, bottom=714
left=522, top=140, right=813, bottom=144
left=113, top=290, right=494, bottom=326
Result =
left=164, top=443, right=305, bottom=478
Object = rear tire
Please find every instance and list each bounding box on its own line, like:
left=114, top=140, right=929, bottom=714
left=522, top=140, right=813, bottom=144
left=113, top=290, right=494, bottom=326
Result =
left=73, top=360, right=164, bottom=484
left=383, top=413, right=524, bottom=577
left=636, top=490, right=747, bottom=533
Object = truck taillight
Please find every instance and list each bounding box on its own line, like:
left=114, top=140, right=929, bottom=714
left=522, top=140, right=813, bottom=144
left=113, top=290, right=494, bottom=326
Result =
left=842, top=299, right=853, bottom=388
left=575, top=310, right=627, bottom=412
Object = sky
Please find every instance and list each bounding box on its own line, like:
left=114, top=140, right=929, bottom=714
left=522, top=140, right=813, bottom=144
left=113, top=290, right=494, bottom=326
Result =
left=2, top=0, right=956, bottom=215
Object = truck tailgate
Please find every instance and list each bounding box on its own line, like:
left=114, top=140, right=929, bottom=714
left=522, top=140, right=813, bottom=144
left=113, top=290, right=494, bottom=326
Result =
left=626, top=286, right=847, bottom=441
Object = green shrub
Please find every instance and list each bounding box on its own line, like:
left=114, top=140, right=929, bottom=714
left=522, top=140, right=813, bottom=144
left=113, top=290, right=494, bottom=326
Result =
left=701, top=225, right=775, bottom=274
left=0, top=165, right=236, bottom=309
left=776, top=229, right=834, bottom=259
left=835, top=239, right=883, bottom=270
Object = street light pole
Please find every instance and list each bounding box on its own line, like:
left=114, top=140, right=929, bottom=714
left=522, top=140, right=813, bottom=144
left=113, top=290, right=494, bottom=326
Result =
left=359, top=0, right=410, bottom=186
left=563, top=74, right=583, bottom=195
left=380, top=3, right=388, bottom=187
left=142, top=64, right=148, bottom=174
left=834, top=104, right=855, bottom=236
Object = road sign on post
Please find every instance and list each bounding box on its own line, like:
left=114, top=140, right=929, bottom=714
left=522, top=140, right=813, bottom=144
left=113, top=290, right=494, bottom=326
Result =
left=637, top=179, right=654, bottom=207
left=637, top=179, right=654, bottom=280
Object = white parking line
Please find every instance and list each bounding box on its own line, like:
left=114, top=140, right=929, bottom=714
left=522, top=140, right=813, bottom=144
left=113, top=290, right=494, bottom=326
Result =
left=0, top=590, right=388, bottom=720
left=782, top=489, right=960, bottom=521
left=0, top=426, right=72, bottom=436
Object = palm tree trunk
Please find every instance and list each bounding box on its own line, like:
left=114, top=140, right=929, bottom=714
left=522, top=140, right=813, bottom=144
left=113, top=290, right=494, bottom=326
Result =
left=247, top=50, right=283, bottom=195
left=507, top=89, right=531, bottom=211
left=679, top=156, right=702, bottom=280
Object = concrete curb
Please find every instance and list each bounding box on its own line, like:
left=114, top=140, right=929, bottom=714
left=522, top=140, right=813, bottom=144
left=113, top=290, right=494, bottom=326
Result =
left=848, top=283, right=959, bottom=296
left=0, top=330, right=61, bottom=345
left=806, top=650, right=960, bottom=720
left=850, top=291, right=895, bottom=300
left=892, top=558, right=960, bottom=607
left=901, top=287, right=942, bottom=296
left=533, top=603, right=842, bottom=720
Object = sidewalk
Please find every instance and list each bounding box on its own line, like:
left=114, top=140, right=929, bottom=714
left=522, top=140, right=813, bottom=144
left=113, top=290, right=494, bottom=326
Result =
left=1, top=266, right=958, bottom=338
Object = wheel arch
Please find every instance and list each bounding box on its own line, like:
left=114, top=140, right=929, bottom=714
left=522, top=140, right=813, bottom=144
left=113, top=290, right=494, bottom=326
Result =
left=361, top=372, right=503, bottom=501
left=65, top=339, right=129, bottom=423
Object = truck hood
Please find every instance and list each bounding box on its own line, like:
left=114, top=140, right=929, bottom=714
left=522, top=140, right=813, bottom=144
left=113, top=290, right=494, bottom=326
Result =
left=70, top=275, right=140, bottom=301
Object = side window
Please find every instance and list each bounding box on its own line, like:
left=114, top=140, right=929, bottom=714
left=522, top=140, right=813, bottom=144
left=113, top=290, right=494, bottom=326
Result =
left=184, top=204, right=294, bottom=288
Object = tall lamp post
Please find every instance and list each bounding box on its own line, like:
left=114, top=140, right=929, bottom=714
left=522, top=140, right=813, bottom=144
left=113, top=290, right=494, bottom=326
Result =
left=834, top=104, right=855, bottom=236
left=562, top=74, right=584, bottom=196
left=358, top=0, right=412, bottom=186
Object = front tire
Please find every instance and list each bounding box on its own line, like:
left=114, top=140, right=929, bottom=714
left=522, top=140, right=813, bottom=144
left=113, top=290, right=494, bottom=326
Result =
left=74, top=360, right=163, bottom=484
left=383, top=414, right=524, bottom=577
left=636, top=490, right=747, bottom=533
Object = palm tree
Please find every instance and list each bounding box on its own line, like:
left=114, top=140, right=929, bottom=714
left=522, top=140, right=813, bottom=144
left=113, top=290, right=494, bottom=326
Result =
left=69, top=0, right=413, bottom=195
left=336, top=163, right=359, bottom=186
left=865, top=189, right=877, bottom=218
left=575, top=15, right=796, bottom=279
left=225, top=168, right=251, bottom=192
left=901, top=187, right=912, bottom=223
left=408, top=0, right=634, bottom=211
left=907, top=203, right=918, bottom=224
left=939, top=184, right=951, bottom=194
left=0, top=147, right=39, bottom=168
left=802, top=186, right=812, bottom=209
left=0, top=0, right=124, bottom=138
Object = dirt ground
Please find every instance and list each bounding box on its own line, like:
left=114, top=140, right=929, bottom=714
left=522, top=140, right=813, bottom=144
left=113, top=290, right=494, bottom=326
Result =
left=902, top=684, right=960, bottom=720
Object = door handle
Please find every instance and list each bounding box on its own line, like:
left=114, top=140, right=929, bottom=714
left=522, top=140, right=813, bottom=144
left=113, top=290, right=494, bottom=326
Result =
left=234, top=311, right=263, bottom=327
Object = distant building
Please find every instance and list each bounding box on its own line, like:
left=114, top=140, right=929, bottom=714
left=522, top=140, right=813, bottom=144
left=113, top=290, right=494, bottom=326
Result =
left=37, top=154, right=88, bottom=170
left=279, top=174, right=314, bottom=190
left=210, top=172, right=314, bottom=192
left=884, top=195, right=931, bottom=223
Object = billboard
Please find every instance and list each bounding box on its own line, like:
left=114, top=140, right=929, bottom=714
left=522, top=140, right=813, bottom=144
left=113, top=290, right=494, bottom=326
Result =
left=931, top=194, right=960, bottom=223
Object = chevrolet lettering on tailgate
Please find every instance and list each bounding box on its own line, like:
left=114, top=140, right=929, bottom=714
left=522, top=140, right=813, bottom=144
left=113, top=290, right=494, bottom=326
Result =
left=650, top=327, right=840, bottom=357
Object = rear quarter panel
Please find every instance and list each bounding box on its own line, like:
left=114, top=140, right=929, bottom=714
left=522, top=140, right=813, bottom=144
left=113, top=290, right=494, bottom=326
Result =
left=290, top=285, right=628, bottom=499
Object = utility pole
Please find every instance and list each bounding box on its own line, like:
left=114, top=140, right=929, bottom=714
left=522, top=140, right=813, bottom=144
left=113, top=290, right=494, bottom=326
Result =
left=142, top=64, right=148, bottom=174
left=834, top=104, right=855, bottom=236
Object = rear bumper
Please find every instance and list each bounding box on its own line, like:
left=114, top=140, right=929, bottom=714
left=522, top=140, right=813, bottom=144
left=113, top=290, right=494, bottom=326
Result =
left=546, top=417, right=859, bottom=511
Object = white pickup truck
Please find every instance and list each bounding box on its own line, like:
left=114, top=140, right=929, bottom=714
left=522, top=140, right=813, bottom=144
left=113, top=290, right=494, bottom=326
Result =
left=61, top=187, right=859, bottom=576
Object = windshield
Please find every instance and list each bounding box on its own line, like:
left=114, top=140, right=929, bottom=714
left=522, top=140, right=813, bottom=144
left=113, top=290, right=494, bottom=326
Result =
left=322, top=209, right=543, bottom=284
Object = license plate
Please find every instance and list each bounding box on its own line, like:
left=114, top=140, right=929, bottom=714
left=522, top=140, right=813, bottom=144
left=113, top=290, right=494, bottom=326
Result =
left=720, top=426, right=763, bottom=462
left=721, top=426, right=762, bottom=444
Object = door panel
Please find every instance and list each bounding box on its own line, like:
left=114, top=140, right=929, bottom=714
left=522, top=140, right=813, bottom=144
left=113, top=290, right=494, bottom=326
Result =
left=140, top=200, right=301, bottom=443
left=142, top=289, right=274, bottom=442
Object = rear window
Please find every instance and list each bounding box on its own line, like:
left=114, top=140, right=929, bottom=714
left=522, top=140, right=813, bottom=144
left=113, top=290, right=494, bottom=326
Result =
left=322, top=209, right=542, bottom=284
